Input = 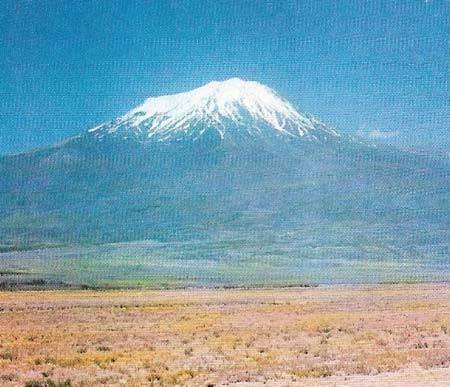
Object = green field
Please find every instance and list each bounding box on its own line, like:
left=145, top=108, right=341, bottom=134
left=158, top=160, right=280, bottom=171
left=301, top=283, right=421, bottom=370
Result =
left=1, top=240, right=449, bottom=289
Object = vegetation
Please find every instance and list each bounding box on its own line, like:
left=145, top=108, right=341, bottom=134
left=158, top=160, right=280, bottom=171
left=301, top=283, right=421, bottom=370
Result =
left=24, top=380, right=71, bottom=387
left=1, top=284, right=450, bottom=386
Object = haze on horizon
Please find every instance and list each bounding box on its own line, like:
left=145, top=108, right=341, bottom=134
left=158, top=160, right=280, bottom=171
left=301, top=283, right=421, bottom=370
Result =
left=1, top=0, right=450, bottom=155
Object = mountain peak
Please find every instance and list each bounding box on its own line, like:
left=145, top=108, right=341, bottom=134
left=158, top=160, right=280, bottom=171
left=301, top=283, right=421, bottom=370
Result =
left=189, top=78, right=275, bottom=99
left=88, top=79, right=340, bottom=144
left=196, top=77, right=262, bottom=90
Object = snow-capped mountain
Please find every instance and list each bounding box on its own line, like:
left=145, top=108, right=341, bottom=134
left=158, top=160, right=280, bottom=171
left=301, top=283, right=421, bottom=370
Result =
left=1, top=77, right=450, bottom=279
left=87, top=78, right=340, bottom=144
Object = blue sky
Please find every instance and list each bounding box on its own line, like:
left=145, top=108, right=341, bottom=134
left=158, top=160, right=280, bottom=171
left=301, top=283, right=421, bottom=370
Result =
left=1, top=0, right=449, bottom=154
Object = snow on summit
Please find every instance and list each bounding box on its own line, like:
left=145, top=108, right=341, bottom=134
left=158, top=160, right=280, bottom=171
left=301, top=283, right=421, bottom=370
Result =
left=88, top=78, right=340, bottom=143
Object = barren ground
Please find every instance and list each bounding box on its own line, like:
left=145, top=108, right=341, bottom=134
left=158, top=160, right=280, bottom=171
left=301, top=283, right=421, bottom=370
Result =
left=1, top=284, right=450, bottom=386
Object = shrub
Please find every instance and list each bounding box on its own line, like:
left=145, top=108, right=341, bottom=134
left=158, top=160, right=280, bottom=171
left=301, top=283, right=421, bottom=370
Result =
left=96, top=346, right=111, bottom=352
left=24, top=379, right=72, bottom=387
left=0, top=350, right=14, bottom=361
left=292, top=365, right=332, bottom=378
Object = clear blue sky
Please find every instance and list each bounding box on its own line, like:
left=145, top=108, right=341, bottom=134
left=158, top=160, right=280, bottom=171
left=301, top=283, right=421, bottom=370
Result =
left=1, top=0, right=449, bottom=154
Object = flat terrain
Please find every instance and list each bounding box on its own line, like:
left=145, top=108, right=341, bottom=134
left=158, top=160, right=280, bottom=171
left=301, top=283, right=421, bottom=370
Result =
left=1, top=284, right=450, bottom=386
left=2, top=241, right=450, bottom=290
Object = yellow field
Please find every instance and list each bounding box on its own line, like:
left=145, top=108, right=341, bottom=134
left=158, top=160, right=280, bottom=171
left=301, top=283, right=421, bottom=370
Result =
left=1, top=284, right=450, bottom=386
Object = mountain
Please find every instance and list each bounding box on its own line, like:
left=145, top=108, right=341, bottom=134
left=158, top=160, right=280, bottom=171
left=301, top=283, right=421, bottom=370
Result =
left=1, top=78, right=450, bottom=285
left=87, top=78, right=342, bottom=145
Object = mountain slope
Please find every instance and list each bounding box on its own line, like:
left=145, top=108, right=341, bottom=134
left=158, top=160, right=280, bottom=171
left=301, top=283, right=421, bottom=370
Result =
left=0, top=79, right=449, bottom=285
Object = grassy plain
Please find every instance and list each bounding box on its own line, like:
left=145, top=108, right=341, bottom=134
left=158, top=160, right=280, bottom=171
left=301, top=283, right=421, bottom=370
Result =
left=1, top=284, right=450, bottom=386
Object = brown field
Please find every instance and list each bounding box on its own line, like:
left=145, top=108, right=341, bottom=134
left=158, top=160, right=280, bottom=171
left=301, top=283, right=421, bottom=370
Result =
left=1, top=284, right=450, bottom=386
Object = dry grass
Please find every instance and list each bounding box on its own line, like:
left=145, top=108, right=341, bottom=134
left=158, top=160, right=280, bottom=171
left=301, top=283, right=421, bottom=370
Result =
left=1, top=284, right=450, bottom=386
